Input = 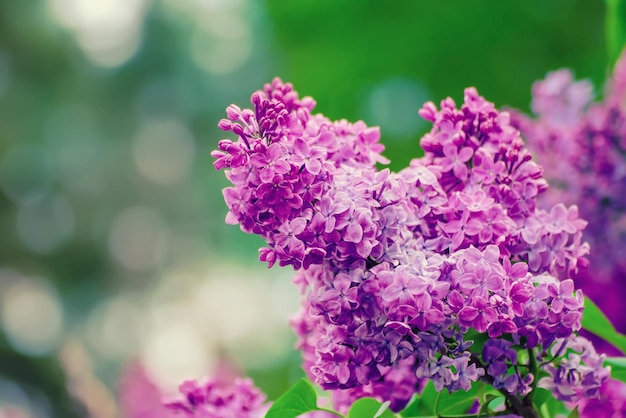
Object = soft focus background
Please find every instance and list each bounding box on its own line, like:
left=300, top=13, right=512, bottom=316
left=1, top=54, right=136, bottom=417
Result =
left=0, top=1, right=608, bottom=416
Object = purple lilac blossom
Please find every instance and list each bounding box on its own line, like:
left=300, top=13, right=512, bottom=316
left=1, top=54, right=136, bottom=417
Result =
left=512, top=52, right=626, bottom=352
left=120, top=361, right=270, bottom=418
left=538, top=336, right=610, bottom=402
left=214, top=78, right=606, bottom=413
left=165, top=377, right=270, bottom=418
left=574, top=378, right=626, bottom=417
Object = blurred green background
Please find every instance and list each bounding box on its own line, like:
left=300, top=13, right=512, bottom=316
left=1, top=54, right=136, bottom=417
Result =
left=0, top=0, right=607, bottom=416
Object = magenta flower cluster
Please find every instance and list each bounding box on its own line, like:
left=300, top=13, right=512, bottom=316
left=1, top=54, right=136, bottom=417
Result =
left=512, top=52, right=626, bottom=346
left=165, top=377, right=269, bottom=418
left=212, top=78, right=608, bottom=413
left=575, top=378, right=626, bottom=417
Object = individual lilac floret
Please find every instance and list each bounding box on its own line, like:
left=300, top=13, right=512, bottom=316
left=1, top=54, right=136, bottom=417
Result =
left=512, top=51, right=626, bottom=350
left=165, top=378, right=270, bottom=418
left=216, top=81, right=598, bottom=414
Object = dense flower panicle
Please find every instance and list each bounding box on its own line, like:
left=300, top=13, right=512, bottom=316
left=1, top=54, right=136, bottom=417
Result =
left=512, top=52, right=626, bottom=344
left=165, top=378, right=269, bottom=418
left=215, top=79, right=602, bottom=412
left=213, top=78, right=390, bottom=270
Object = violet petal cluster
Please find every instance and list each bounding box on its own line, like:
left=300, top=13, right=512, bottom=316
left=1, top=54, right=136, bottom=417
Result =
left=512, top=52, right=626, bottom=344
left=165, top=378, right=269, bottom=418
left=574, top=377, right=626, bottom=417
left=214, top=79, right=606, bottom=412
left=212, top=78, right=388, bottom=270
left=538, top=336, right=610, bottom=402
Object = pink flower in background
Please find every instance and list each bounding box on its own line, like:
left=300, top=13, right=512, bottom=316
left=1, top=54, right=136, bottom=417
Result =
left=165, top=378, right=270, bottom=418
left=119, top=360, right=263, bottom=418
left=119, top=362, right=172, bottom=418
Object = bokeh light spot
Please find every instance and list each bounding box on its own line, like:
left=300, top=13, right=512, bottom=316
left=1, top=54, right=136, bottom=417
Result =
left=0, top=379, right=32, bottom=418
left=85, top=295, right=145, bottom=360
left=16, top=195, right=74, bottom=254
left=191, top=266, right=298, bottom=368
left=0, top=143, right=55, bottom=205
left=363, top=77, right=429, bottom=139
left=133, top=120, right=196, bottom=185
left=108, top=207, right=169, bottom=272
left=43, top=105, right=105, bottom=195
left=142, top=309, right=213, bottom=391
left=47, top=0, right=149, bottom=67
left=1, top=279, right=64, bottom=356
left=190, top=25, right=253, bottom=75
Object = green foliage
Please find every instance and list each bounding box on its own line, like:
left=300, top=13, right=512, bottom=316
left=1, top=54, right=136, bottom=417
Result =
left=348, top=398, right=396, bottom=418
left=532, top=388, right=570, bottom=418
left=464, top=330, right=490, bottom=355
left=606, top=0, right=626, bottom=68
left=265, top=379, right=326, bottom=418
left=263, top=380, right=400, bottom=418
left=399, top=380, right=488, bottom=417
left=436, top=385, right=482, bottom=415
left=582, top=297, right=626, bottom=355
left=399, top=395, right=420, bottom=418
left=605, top=357, right=626, bottom=383
left=478, top=394, right=505, bottom=416
left=411, top=380, right=438, bottom=415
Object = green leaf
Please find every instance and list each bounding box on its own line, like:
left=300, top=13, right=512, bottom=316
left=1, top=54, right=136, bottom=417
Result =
left=536, top=390, right=570, bottom=418
left=477, top=384, right=502, bottom=404
left=606, top=0, right=626, bottom=68
left=606, top=357, right=626, bottom=383
left=533, top=387, right=550, bottom=406
left=568, top=405, right=580, bottom=418
left=532, top=387, right=553, bottom=412
left=478, top=394, right=505, bottom=416
left=464, top=329, right=490, bottom=355
left=581, top=297, right=626, bottom=355
left=347, top=398, right=396, bottom=418
left=437, top=383, right=482, bottom=415
left=413, top=380, right=437, bottom=415
left=265, top=378, right=324, bottom=418
left=398, top=394, right=420, bottom=417
left=404, top=380, right=481, bottom=416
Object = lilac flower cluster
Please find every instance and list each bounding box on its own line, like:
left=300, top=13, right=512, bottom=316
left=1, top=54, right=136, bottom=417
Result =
left=575, top=378, right=626, bottom=417
left=212, top=78, right=387, bottom=270
left=512, top=52, right=626, bottom=344
left=538, top=336, right=610, bottom=403
left=165, top=377, right=270, bottom=418
left=213, top=79, right=607, bottom=413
